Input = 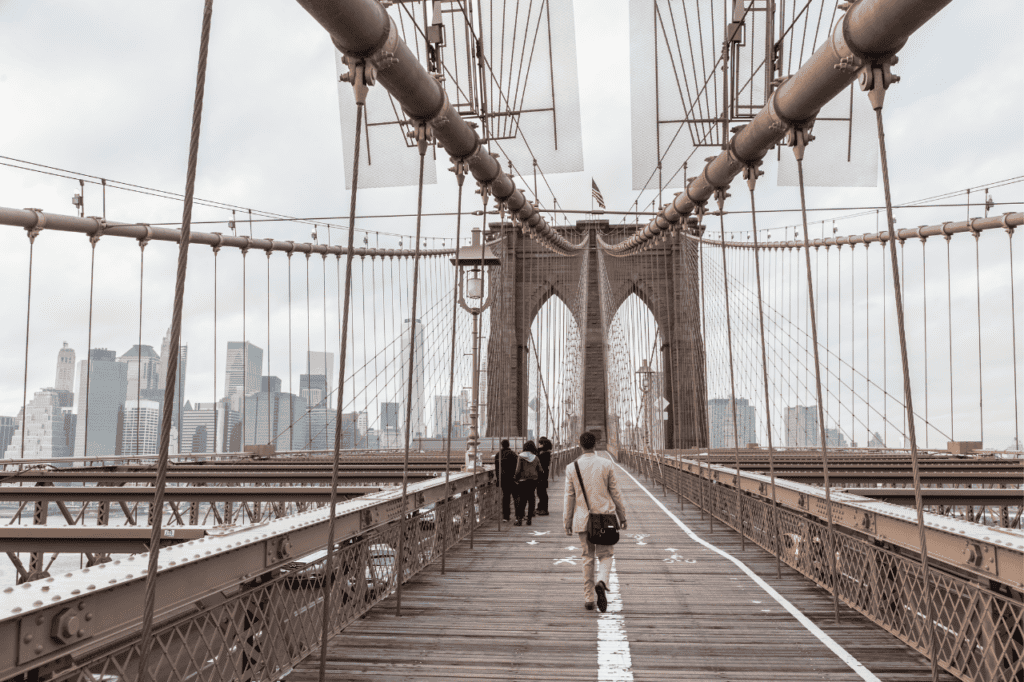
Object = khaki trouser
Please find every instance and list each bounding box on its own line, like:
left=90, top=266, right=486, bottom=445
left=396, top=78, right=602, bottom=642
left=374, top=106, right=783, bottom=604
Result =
left=578, top=531, right=614, bottom=604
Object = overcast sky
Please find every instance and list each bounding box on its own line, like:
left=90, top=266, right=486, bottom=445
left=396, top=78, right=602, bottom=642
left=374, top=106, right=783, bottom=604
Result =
left=0, top=0, right=1020, bottom=447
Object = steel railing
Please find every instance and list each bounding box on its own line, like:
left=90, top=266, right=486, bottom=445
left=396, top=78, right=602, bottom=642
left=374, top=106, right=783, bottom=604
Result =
left=616, top=448, right=1023, bottom=682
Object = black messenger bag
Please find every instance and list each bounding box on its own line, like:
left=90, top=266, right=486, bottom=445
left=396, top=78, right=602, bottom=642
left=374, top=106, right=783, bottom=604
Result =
left=574, top=461, right=620, bottom=546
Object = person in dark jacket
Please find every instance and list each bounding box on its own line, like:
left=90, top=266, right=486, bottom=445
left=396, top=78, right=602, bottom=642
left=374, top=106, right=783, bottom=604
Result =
left=513, top=440, right=543, bottom=525
left=493, top=439, right=518, bottom=521
left=535, top=436, right=553, bottom=515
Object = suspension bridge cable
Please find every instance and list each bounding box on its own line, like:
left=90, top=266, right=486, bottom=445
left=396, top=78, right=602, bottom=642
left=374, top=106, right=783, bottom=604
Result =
left=136, top=1, right=214, bottom=678
left=793, top=127, right=841, bottom=625
left=745, top=166, right=783, bottom=579
left=395, top=135, right=429, bottom=617
left=870, top=71, right=942, bottom=678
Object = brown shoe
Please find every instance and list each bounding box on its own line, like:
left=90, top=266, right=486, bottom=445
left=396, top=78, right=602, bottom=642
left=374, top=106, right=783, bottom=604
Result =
left=584, top=602, right=595, bottom=611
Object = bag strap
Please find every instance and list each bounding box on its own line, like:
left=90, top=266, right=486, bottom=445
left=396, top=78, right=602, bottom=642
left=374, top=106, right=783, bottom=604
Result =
left=574, top=461, right=591, bottom=513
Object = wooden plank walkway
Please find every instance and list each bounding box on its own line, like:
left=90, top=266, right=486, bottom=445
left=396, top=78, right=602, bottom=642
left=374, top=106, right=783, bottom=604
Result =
left=290, top=453, right=953, bottom=681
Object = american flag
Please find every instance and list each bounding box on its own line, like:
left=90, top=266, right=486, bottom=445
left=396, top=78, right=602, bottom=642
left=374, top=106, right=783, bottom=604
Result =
left=591, top=179, right=606, bottom=209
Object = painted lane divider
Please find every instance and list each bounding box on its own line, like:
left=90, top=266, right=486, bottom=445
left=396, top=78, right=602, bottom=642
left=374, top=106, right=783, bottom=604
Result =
left=597, top=558, right=633, bottom=682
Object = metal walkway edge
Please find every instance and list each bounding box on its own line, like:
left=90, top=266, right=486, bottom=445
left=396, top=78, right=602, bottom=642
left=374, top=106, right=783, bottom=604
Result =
left=289, top=453, right=954, bottom=681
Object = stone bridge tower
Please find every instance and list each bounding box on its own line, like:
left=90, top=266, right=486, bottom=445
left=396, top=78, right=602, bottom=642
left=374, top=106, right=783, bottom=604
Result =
left=485, top=220, right=708, bottom=449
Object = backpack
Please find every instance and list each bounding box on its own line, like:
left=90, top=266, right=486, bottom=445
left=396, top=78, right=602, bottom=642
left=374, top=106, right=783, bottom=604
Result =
left=515, top=454, right=541, bottom=482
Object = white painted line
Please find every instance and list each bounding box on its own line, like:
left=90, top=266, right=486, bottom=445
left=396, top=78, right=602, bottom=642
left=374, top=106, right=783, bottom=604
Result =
left=614, top=460, right=881, bottom=682
left=597, top=558, right=633, bottom=681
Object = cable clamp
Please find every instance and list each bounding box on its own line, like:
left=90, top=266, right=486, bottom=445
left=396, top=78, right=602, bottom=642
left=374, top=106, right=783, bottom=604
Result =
left=211, top=231, right=224, bottom=254
left=741, top=160, right=763, bottom=192
left=88, top=217, right=106, bottom=246
left=241, top=235, right=253, bottom=256
left=138, top=225, right=153, bottom=251
left=23, top=208, right=45, bottom=242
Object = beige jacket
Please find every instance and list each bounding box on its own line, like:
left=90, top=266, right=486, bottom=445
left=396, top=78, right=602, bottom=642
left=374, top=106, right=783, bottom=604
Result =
left=563, top=451, right=627, bottom=534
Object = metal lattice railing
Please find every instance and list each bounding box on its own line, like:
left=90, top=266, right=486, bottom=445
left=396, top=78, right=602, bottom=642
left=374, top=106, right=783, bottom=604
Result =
left=48, top=485, right=496, bottom=682
left=618, top=449, right=1024, bottom=682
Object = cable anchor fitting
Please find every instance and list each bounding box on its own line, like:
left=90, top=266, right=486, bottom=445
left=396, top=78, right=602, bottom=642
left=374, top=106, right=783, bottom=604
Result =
left=713, top=188, right=731, bottom=214
left=787, top=126, right=814, bottom=162
left=339, top=57, right=377, bottom=106
left=859, top=56, right=899, bottom=111
left=742, top=160, right=764, bottom=192
left=408, top=120, right=433, bottom=156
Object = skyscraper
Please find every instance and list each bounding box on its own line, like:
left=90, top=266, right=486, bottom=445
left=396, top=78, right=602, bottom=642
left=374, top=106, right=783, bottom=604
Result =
left=120, top=399, right=161, bottom=456
left=380, top=401, right=401, bottom=448
left=158, top=327, right=188, bottom=436
left=74, top=349, right=128, bottom=458
left=244, top=377, right=308, bottom=449
left=4, top=389, right=75, bottom=460
left=0, top=416, right=16, bottom=458
left=785, top=406, right=819, bottom=447
left=118, top=345, right=161, bottom=401
left=400, top=318, right=425, bottom=439
left=225, top=342, right=263, bottom=411
left=55, top=342, right=75, bottom=393
left=181, top=401, right=239, bottom=455
left=306, top=351, right=334, bottom=398
left=381, top=402, right=400, bottom=430
left=708, top=397, right=757, bottom=449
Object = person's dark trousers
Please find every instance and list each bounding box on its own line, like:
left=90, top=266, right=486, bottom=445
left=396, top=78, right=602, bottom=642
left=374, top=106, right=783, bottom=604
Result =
left=514, top=480, right=537, bottom=520
left=500, top=486, right=514, bottom=521
left=536, top=477, right=549, bottom=513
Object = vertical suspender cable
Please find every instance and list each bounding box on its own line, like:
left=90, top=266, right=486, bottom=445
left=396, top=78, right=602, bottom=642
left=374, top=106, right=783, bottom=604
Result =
left=745, top=167, right=783, bottom=578
left=698, top=229, right=713, bottom=532
left=792, top=127, right=841, bottom=625
left=82, top=230, right=101, bottom=459
left=944, top=233, right=953, bottom=442
left=1007, top=225, right=1020, bottom=450
left=715, top=194, right=745, bottom=549
left=242, top=244, right=249, bottom=451
left=973, top=224, right=984, bottom=445
left=287, top=250, right=294, bottom=450
left=317, top=88, right=365, bottom=682
left=921, top=237, right=928, bottom=448
left=870, top=78, right=940, bottom=681
left=442, top=170, right=465, bottom=566
left=135, top=238, right=147, bottom=457
left=395, top=133, right=429, bottom=617
left=18, top=223, right=40, bottom=460
left=305, top=253, right=312, bottom=450
left=266, top=249, right=272, bottom=444
left=213, top=240, right=220, bottom=452
left=136, top=1, right=213, bottom=678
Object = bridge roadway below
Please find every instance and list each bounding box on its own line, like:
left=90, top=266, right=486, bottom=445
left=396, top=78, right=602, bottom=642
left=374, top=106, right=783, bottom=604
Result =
left=290, top=453, right=951, bottom=681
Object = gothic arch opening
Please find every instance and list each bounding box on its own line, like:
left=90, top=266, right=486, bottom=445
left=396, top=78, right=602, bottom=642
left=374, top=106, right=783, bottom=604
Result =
left=605, top=293, right=667, bottom=452
left=525, top=292, right=583, bottom=444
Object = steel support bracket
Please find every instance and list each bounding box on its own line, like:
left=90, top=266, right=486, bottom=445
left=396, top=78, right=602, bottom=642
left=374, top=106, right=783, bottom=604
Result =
left=18, top=598, right=95, bottom=665
left=266, top=533, right=293, bottom=564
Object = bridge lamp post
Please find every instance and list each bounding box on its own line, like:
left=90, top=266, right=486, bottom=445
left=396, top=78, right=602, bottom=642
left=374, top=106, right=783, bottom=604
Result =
left=451, top=227, right=500, bottom=470
left=636, top=359, right=654, bottom=453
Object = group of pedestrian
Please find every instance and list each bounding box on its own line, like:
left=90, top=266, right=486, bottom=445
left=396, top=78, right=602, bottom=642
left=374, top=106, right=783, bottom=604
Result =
left=494, top=436, right=553, bottom=526
left=495, top=430, right=628, bottom=614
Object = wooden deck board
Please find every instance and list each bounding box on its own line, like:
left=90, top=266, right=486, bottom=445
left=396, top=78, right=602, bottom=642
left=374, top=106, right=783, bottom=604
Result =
left=289, top=453, right=954, bottom=681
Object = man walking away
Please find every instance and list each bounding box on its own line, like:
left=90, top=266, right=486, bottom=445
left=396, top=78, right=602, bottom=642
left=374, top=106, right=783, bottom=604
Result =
left=513, top=440, right=543, bottom=525
left=563, top=431, right=627, bottom=612
left=536, top=436, right=553, bottom=515
left=494, top=439, right=518, bottom=522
